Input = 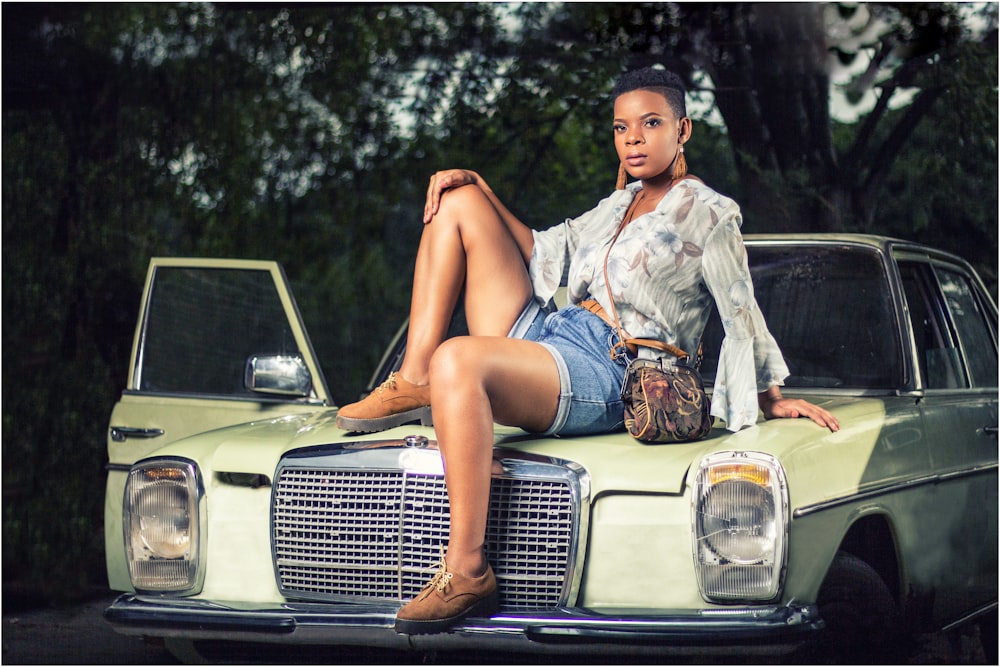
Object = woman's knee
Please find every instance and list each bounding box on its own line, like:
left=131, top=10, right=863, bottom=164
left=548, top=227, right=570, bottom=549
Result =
left=438, top=183, right=487, bottom=210
left=429, top=338, right=482, bottom=389
left=436, top=185, right=498, bottom=230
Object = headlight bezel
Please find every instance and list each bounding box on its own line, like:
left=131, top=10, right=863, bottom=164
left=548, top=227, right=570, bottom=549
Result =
left=690, top=451, right=789, bottom=603
left=123, top=457, right=205, bottom=595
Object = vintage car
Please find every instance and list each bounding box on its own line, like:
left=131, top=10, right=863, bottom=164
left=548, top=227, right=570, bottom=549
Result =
left=103, top=235, right=998, bottom=663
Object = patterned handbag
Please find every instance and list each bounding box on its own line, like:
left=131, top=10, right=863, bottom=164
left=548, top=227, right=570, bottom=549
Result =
left=620, top=355, right=712, bottom=443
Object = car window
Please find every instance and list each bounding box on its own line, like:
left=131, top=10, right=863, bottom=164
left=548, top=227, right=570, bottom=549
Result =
left=701, top=245, right=899, bottom=389
left=899, top=262, right=965, bottom=388
left=936, top=267, right=998, bottom=388
left=137, top=267, right=304, bottom=396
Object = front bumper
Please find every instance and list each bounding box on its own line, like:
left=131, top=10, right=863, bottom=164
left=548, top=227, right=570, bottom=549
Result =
left=105, top=594, right=823, bottom=657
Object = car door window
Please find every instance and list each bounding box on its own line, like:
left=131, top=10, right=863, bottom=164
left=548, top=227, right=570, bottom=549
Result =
left=899, top=262, right=965, bottom=389
left=138, top=267, right=304, bottom=396
left=936, top=268, right=998, bottom=388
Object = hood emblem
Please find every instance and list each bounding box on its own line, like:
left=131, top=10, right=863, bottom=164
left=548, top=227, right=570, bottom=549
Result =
left=404, top=434, right=429, bottom=448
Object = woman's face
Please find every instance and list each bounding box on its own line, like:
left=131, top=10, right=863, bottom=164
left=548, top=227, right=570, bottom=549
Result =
left=613, top=89, right=690, bottom=184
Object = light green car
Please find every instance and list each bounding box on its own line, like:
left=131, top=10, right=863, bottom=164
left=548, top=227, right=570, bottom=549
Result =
left=103, top=235, right=998, bottom=662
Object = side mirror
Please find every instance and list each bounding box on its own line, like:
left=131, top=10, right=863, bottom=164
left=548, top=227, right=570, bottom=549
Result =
left=244, top=354, right=312, bottom=397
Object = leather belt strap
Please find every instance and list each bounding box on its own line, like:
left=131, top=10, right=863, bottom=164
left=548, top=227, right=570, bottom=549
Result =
left=578, top=299, right=614, bottom=328
left=578, top=298, right=689, bottom=361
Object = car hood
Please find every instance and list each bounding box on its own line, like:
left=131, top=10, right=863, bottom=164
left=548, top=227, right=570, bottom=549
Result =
left=152, top=394, right=886, bottom=498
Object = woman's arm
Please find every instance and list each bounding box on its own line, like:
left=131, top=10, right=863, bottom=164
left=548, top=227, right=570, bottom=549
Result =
left=424, top=169, right=535, bottom=265
left=701, top=211, right=840, bottom=433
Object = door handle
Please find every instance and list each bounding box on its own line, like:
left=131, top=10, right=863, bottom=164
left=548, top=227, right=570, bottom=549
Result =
left=984, top=426, right=998, bottom=437
left=110, top=426, right=165, bottom=442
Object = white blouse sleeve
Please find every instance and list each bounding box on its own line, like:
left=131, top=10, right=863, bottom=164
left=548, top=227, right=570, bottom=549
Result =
left=528, top=223, right=570, bottom=303
left=529, top=194, right=602, bottom=306
left=701, top=216, right=789, bottom=431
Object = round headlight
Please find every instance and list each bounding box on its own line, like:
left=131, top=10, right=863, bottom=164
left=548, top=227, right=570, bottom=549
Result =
left=135, top=480, right=191, bottom=559
left=698, top=478, right=776, bottom=563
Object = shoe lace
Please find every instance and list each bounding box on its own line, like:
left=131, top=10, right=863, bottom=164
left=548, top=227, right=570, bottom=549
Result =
left=428, top=565, right=453, bottom=593
left=418, top=547, right=453, bottom=598
left=377, top=372, right=398, bottom=396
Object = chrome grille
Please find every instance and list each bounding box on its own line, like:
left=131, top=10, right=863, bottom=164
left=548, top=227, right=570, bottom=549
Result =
left=272, top=449, right=581, bottom=610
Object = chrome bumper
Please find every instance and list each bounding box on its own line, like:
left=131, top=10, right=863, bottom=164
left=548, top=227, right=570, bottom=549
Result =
left=105, top=594, right=823, bottom=657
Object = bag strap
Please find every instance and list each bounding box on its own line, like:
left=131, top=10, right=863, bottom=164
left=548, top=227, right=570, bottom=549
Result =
left=624, top=337, right=690, bottom=360
left=601, top=200, right=690, bottom=362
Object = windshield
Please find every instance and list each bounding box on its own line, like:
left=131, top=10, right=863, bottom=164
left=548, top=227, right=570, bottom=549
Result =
left=701, top=244, right=900, bottom=390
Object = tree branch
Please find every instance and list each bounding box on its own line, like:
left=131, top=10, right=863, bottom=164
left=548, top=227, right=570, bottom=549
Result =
left=857, top=85, right=945, bottom=223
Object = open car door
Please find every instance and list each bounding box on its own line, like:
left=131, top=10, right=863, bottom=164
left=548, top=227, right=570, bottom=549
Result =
left=105, top=258, right=330, bottom=588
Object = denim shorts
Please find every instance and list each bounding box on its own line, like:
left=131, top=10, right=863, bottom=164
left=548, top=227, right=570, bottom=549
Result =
left=508, top=300, right=628, bottom=436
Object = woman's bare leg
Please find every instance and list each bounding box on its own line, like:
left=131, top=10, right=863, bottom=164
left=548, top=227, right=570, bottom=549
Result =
left=337, top=184, right=534, bottom=433
left=397, top=185, right=534, bottom=385
left=429, top=336, right=560, bottom=578
left=393, top=335, right=558, bottom=633
left=390, top=187, right=559, bottom=629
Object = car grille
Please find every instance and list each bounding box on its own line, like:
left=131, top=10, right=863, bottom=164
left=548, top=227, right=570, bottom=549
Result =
left=271, top=449, right=582, bottom=610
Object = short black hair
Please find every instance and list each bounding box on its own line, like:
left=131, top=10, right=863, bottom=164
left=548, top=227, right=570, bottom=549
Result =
left=612, top=67, right=687, bottom=118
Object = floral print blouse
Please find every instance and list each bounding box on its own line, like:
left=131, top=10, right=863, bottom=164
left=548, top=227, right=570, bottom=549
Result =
left=528, top=179, right=789, bottom=431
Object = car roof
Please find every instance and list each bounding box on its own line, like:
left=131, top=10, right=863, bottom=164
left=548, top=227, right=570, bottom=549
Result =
left=741, top=233, right=973, bottom=268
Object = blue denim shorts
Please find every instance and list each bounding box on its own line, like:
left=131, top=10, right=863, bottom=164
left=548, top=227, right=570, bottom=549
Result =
left=508, top=300, right=628, bottom=436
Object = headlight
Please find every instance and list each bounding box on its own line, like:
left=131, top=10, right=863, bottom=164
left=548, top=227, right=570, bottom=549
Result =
left=691, top=451, right=788, bottom=602
left=124, top=459, right=203, bottom=593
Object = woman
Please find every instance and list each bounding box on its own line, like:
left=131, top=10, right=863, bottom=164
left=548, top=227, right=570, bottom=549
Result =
left=336, top=67, right=840, bottom=635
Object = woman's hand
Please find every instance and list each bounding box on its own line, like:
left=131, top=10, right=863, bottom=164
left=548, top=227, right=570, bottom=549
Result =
left=759, top=387, right=840, bottom=432
left=424, top=169, right=485, bottom=223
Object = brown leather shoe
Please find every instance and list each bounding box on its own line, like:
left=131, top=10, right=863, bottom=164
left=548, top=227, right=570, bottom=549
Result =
left=394, top=556, right=498, bottom=635
left=336, top=372, right=432, bottom=433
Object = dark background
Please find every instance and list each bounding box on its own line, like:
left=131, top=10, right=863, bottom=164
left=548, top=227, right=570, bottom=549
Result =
left=3, top=2, right=997, bottom=608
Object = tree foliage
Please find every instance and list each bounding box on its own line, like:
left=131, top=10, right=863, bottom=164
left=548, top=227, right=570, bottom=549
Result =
left=2, top=2, right=996, bottom=604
